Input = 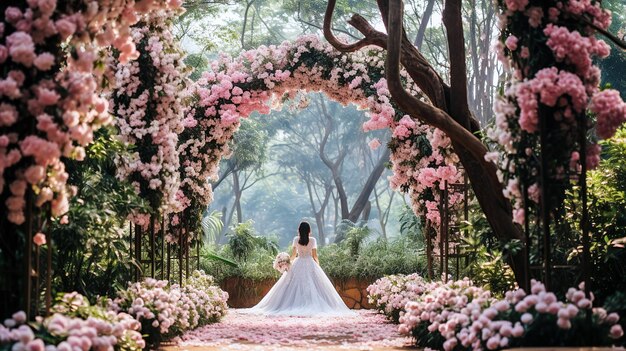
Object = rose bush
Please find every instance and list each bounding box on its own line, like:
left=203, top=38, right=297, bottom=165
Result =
left=0, top=292, right=145, bottom=351
left=110, top=270, right=228, bottom=347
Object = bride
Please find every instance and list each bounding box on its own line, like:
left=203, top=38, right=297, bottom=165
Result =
left=244, top=221, right=355, bottom=316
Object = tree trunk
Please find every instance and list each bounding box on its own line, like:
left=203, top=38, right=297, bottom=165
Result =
left=347, top=148, right=391, bottom=222
left=413, top=0, right=435, bottom=49
left=233, top=170, right=243, bottom=223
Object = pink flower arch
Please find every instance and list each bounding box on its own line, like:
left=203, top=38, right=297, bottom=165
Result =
left=188, top=35, right=465, bottom=230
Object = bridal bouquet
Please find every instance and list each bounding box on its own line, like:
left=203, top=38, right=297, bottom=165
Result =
left=273, top=252, right=291, bottom=273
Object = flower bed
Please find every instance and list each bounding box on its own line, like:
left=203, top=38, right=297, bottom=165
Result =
left=368, top=274, right=625, bottom=350
left=0, top=292, right=145, bottom=351
left=110, top=270, right=228, bottom=347
left=367, top=273, right=434, bottom=322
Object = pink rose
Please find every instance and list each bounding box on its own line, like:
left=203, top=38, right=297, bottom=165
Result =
left=35, top=187, right=54, bottom=207
left=33, top=52, right=55, bottom=71
left=5, top=7, right=23, bottom=24
left=33, top=233, right=47, bottom=247
left=6, top=31, right=36, bottom=67
left=24, top=165, right=45, bottom=184
left=505, top=35, right=519, bottom=51
left=610, top=324, right=624, bottom=339
left=37, top=0, right=57, bottom=16
left=55, top=18, right=76, bottom=40
left=36, top=87, right=60, bottom=106
left=0, top=103, right=18, bottom=126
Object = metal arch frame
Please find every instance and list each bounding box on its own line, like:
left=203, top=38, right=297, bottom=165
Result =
left=429, top=172, right=471, bottom=283
left=521, top=104, right=591, bottom=303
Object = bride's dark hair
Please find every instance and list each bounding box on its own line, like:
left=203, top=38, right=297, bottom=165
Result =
left=298, top=221, right=310, bottom=246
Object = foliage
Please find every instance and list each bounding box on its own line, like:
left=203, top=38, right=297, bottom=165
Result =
left=596, top=0, right=626, bottom=94
left=586, top=127, right=626, bottom=303
left=398, top=204, right=424, bottom=246
left=226, top=221, right=278, bottom=262
left=204, top=232, right=426, bottom=283
left=335, top=220, right=373, bottom=256
left=320, top=237, right=425, bottom=280
left=459, top=225, right=517, bottom=296
left=202, top=210, right=224, bottom=245
left=51, top=127, right=149, bottom=298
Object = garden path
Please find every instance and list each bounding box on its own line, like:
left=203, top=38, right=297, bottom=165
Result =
left=162, top=309, right=413, bottom=351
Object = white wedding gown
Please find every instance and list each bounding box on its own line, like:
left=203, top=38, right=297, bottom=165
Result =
left=243, top=236, right=355, bottom=317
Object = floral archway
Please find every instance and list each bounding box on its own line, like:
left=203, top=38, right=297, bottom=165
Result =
left=180, top=35, right=465, bottom=237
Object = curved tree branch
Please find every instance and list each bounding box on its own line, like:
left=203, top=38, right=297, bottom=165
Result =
left=385, top=0, right=488, bottom=162
left=323, top=0, right=382, bottom=52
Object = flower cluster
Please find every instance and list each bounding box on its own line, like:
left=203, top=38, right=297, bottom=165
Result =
left=195, top=35, right=462, bottom=229
left=109, top=2, right=192, bottom=222
left=0, top=0, right=164, bottom=225
left=377, top=274, right=623, bottom=350
left=488, top=0, right=626, bottom=224
left=366, top=273, right=433, bottom=322
left=111, top=271, right=228, bottom=346
left=398, top=278, right=493, bottom=350
left=0, top=293, right=144, bottom=351
left=273, top=252, right=291, bottom=273
left=166, top=91, right=215, bottom=244
left=454, top=280, right=623, bottom=350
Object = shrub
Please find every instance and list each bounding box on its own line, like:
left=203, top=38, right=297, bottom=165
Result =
left=0, top=293, right=145, bottom=351
left=366, top=273, right=432, bottom=322
left=111, top=271, right=228, bottom=347
left=392, top=277, right=624, bottom=350
left=398, top=279, right=493, bottom=350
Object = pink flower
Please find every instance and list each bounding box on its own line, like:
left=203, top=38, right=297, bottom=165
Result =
left=586, top=143, right=601, bottom=170
left=511, top=323, right=524, bottom=337
left=369, top=138, right=381, bottom=150
left=33, top=233, right=47, bottom=246
left=24, top=165, right=46, bottom=184
left=505, top=35, right=519, bottom=51
left=0, top=103, right=18, bottom=126
left=526, top=7, right=544, bottom=27
left=37, top=0, right=57, bottom=16
left=520, top=313, right=533, bottom=324
left=55, top=18, right=76, bottom=40
left=6, top=31, right=36, bottom=67
left=20, top=136, right=61, bottom=166
left=590, top=89, right=626, bottom=140
left=504, top=0, right=529, bottom=12
left=5, top=7, right=23, bottom=23
left=512, top=208, right=525, bottom=225
left=36, top=87, right=60, bottom=106
left=33, top=52, right=55, bottom=71
left=610, top=324, right=624, bottom=339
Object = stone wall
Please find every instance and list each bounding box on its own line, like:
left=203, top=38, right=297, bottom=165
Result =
left=220, top=277, right=375, bottom=309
